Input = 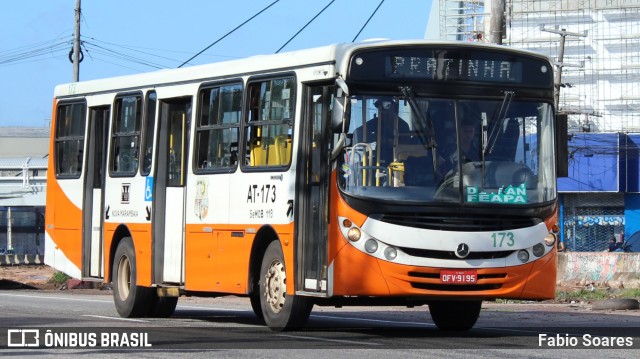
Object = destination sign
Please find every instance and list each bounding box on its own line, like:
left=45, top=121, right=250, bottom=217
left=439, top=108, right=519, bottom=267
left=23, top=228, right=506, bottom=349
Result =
left=387, top=55, right=522, bottom=83
left=348, top=46, right=553, bottom=88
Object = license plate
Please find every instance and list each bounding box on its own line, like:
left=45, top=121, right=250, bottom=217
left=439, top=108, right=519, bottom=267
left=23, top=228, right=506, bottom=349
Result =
left=440, top=270, right=478, bottom=284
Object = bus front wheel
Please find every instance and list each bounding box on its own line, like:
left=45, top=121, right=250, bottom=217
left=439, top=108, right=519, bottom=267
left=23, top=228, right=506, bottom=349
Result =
left=258, top=240, right=312, bottom=331
left=112, top=237, right=153, bottom=318
left=428, top=300, right=482, bottom=331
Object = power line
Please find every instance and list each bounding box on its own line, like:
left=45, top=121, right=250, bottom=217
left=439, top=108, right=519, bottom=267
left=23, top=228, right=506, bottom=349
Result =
left=275, top=0, right=335, bottom=54
left=178, top=0, right=281, bottom=68
left=86, top=37, right=240, bottom=61
left=83, top=41, right=167, bottom=69
left=352, top=0, right=385, bottom=42
left=84, top=38, right=181, bottom=65
left=0, top=39, right=71, bottom=66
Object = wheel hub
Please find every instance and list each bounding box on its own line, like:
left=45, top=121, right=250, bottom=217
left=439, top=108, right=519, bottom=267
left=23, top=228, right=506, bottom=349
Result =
left=264, top=259, right=286, bottom=313
left=116, top=256, right=131, bottom=301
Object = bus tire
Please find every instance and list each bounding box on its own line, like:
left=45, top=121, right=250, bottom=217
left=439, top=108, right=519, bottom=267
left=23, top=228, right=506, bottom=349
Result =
left=428, top=300, right=482, bottom=331
left=259, top=240, right=312, bottom=331
left=112, top=237, right=153, bottom=318
left=149, top=295, right=178, bottom=318
left=250, top=290, right=265, bottom=324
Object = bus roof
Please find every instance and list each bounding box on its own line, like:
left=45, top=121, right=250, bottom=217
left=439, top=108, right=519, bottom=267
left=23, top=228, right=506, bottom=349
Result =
left=53, top=39, right=551, bottom=98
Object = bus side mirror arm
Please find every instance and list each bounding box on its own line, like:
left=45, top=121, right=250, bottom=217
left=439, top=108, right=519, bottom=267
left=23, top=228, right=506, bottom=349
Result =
left=331, top=77, right=350, bottom=160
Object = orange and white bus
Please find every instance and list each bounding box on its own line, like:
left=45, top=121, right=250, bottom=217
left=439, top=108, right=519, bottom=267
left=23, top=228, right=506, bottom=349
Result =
left=46, top=40, right=563, bottom=331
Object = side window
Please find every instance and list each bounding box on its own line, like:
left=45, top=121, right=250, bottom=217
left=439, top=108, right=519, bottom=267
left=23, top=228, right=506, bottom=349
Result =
left=195, top=83, right=242, bottom=172
left=55, top=102, right=86, bottom=178
left=245, top=77, right=295, bottom=167
left=141, top=92, right=157, bottom=176
left=111, top=95, right=142, bottom=176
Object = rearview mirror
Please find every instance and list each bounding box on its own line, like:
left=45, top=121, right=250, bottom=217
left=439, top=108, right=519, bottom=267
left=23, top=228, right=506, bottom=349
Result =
left=332, top=96, right=350, bottom=132
left=332, top=78, right=350, bottom=132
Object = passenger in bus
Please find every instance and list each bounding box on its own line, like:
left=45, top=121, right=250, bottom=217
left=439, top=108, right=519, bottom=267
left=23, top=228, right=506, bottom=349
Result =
left=352, top=99, right=410, bottom=165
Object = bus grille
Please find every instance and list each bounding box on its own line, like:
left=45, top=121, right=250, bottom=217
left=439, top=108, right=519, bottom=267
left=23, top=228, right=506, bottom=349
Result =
left=399, top=247, right=514, bottom=260
left=371, top=213, right=541, bottom=232
left=411, top=282, right=502, bottom=291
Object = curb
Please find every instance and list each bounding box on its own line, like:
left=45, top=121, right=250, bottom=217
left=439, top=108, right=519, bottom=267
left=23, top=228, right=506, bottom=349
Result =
left=591, top=298, right=640, bottom=311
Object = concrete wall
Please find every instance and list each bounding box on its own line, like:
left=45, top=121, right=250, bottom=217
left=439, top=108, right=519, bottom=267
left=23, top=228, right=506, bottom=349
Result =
left=557, top=252, right=640, bottom=288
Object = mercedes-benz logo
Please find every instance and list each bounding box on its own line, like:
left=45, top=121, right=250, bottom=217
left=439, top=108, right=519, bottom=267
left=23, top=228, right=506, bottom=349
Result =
left=455, top=243, right=470, bottom=258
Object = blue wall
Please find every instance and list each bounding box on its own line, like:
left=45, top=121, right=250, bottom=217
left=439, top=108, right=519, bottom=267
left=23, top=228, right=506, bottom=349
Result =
left=558, top=133, right=622, bottom=192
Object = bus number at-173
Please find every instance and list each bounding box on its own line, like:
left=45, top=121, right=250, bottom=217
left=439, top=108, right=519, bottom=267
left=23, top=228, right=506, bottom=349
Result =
left=247, top=184, right=277, bottom=204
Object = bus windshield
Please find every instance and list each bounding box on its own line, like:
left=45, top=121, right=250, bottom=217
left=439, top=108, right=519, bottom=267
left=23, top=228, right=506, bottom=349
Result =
left=339, top=95, right=556, bottom=205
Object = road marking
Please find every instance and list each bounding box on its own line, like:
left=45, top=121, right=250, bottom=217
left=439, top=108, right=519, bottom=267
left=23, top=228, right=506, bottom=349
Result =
left=311, top=313, right=435, bottom=327
left=176, top=304, right=247, bottom=312
left=276, top=333, right=382, bottom=346
left=83, top=314, right=148, bottom=323
left=0, top=292, right=111, bottom=303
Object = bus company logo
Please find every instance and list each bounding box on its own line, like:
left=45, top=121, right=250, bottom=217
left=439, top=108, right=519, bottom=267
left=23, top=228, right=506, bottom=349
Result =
left=121, top=183, right=131, bottom=204
left=7, top=329, right=39, bottom=347
left=6, top=329, right=153, bottom=348
left=455, top=243, right=470, bottom=258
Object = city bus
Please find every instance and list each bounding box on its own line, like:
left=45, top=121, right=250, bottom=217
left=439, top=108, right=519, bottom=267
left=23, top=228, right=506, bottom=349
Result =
left=46, top=40, right=563, bottom=331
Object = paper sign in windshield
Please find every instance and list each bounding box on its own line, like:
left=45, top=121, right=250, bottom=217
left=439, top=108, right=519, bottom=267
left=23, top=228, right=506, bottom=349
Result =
left=466, top=183, right=527, bottom=204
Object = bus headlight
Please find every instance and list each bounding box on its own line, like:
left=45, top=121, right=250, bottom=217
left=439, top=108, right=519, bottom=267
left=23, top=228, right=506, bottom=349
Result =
left=384, top=247, right=397, bottom=260
left=364, top=239, right=379, bottom=253
left=544, top=233, right=556, bottom=247
left=532, top=243, right=545, bottom=257
left=347, top=227, right=361, bottom=242
left=517, top=250, right=530, bottom=263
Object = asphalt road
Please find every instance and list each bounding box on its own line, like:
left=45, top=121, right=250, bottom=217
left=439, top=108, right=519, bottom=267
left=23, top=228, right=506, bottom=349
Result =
left=0, top=290, right=639, bottom=358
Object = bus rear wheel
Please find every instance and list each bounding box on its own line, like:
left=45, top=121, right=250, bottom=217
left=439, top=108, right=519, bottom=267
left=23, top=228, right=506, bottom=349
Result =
left=258, top=240, right=312, bottom=331
left=112, top=237, right=153, bottom=318
left=428, top=300, right=482, bottom=331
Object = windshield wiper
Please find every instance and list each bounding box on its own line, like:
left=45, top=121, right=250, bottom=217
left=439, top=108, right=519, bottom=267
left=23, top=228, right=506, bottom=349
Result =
left=483, top=91, right=514, bottom=157
left=399, top=86, right=437, bottom=149
left=399, top=86, right=439, bottom=180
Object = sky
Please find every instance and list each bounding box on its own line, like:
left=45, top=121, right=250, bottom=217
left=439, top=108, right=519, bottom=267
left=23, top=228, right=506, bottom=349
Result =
left=0, top=0, right=432, bottom=127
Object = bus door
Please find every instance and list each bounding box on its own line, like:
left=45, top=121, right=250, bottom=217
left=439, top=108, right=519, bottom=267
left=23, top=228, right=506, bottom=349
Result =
left=297, top=84, right=333, bottom=294
left=82, top=106, right=109, bottom=278
left=153, top=98, right=191, bottom=284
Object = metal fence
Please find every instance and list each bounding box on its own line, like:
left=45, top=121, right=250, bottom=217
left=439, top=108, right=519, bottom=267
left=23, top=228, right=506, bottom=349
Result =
left=0, top=206, right=45, bottom=255
left=562, top=193, right=625, bottom=252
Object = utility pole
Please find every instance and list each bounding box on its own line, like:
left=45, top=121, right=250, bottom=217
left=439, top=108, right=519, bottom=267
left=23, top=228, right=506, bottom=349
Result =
left=490, top=0, right=505, bottom=44
left=541, top=26, right=587, bottom=109
left=73, top=0, right=81, bottom=82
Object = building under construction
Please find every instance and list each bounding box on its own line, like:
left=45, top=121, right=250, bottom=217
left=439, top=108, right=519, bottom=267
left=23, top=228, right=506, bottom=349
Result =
left=427, top=0, right=640, bottom=251
left=429, top=0, right=640, bottom=132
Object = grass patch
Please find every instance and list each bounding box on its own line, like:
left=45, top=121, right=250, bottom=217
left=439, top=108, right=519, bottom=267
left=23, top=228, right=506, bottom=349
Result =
left=617, top=288, right=640, bottom=299
left=494, top=288, right=640, bottom=304
left=49, top=271, right=70, bottom=286
left=555, top=287, right=640, bottom=302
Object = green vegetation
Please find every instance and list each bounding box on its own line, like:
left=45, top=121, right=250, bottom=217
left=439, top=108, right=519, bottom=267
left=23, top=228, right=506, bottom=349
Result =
left=494, top=288, right=640, bottom=304
left=49, top=271, right=70, bottom=286
left=555, top=287, right=640, bottom=302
